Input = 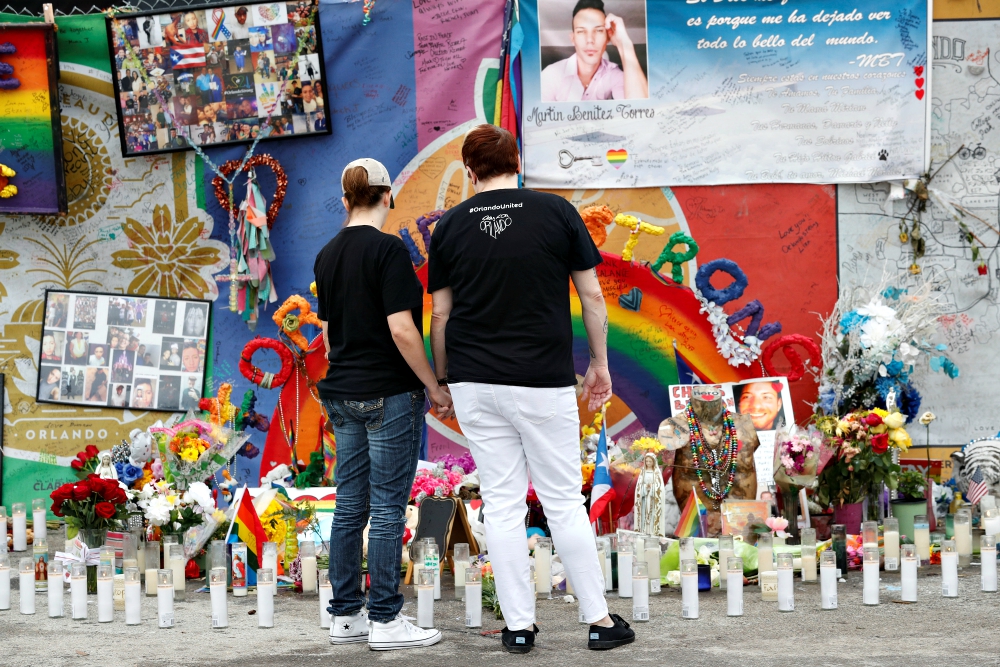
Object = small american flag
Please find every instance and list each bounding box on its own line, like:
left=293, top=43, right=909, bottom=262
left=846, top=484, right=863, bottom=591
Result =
left=968, top=467, right=989, bottom=505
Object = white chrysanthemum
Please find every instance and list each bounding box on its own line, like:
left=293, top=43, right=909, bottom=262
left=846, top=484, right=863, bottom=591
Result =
left=183, top=481, right=215, bottom=511
left=145, top=496, right=172, bottom=526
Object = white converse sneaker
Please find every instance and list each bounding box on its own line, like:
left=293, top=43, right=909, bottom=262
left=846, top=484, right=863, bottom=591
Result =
left=368, top=616, right=442, bottom=651
left=330, top=609, right=370, bottom=644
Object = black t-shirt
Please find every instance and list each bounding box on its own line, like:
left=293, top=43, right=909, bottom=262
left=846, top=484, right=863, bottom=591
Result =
left=314, top=225, right=425, bottom=400
left=428, top=188, right=602, bottom=387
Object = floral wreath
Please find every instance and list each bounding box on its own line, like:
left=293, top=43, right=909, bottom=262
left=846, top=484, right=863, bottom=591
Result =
left=272, top=294, right=321, bottom=352
left=240, top=336, right=294, bottom=389
left=693, top=258, right=761, bottom=367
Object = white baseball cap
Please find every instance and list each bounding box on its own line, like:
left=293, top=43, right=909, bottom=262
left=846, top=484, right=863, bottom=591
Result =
left=342, top=158, right=394, bottom=208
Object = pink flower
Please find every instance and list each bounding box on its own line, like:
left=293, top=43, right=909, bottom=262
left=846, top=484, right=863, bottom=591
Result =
left=765, top=516, right=789, bottom=538
left=151, top=459, right=164, bottom=480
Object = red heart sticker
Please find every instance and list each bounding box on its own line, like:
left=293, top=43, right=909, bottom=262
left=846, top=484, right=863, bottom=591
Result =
left=914, top=66, right=924, bottom=76
left=915, top=78, right=925, bottom=88
left=915, top=89, right=925, bottom=100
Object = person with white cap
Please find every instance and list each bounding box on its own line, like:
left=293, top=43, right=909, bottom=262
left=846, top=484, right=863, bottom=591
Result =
left=314, top=158, right=453, bottom=651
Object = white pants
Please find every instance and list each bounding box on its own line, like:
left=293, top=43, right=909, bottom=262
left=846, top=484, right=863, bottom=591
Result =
left=449, top=382, right=608, bottom=630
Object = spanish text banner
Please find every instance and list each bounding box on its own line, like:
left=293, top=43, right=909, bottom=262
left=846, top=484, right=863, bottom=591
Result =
left=520, top=0, right=930, bottom=187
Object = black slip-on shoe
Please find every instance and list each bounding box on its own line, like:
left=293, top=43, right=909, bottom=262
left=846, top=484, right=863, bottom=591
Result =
left=588, top=614, right=635, bottom=650
left=501, top=624, right=538, bottom=654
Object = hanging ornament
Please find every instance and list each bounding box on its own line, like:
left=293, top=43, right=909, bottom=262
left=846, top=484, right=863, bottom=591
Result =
left=235, top=167, right=277, bottom=328
left=362, top=0, right=376, bottom=24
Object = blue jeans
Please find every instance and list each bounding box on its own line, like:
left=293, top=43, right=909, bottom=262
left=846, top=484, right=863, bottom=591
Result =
left=323, top=389, right=424, bottom=623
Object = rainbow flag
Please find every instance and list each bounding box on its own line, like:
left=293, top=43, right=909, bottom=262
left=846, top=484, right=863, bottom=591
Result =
left=226, top=486, right=269, bottom=572
left=675, top=492, right=707, bottom=538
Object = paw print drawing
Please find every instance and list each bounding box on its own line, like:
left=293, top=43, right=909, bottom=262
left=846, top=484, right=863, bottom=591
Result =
left=0, top=42, right=20, bottom=90
left=878, top=149, right=888, bottom=161
left=480, top=213, right=512, bottom=239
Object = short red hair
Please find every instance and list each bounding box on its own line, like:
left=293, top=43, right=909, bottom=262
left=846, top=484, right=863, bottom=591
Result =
left=461, top=124, right=519, bottom=182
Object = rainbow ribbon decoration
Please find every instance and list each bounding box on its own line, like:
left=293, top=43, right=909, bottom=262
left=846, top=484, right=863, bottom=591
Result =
left=211, top=8, right=231, bottom=40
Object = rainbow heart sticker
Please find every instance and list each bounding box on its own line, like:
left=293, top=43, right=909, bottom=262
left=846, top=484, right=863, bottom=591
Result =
left=607, top=149, right=628, bottom=169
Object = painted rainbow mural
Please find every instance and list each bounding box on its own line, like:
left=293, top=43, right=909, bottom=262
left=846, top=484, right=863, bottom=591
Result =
left=0, top=23, right=65, bottom=214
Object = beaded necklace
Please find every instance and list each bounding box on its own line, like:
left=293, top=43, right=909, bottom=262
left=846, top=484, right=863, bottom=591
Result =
left=686, top=403, right=739, bottom=504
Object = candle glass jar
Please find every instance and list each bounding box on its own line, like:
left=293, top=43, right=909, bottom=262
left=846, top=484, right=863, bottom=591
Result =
left=861, top=521, right=878, bottom=548
left=157, top=569, right=174, bottom=628
left=124, top=567, right=141, bottom=625
left=145, top=540, right=160, bottom=596
left=32, top=498, right=47, bottom=542
left=955, top=510, right=973, bottom=568
left=617, top=535, right=634, bottom=598
left=97, top=564, right=114, bottom=622
left=258, top=568, right=275, bottom=628
left=19, top=557, right=35, bottom=615
left=913, top=514, right=930, bottom=566
left=776, top=553, right=794, bottom=612
left=210, top=566, right=228, bottom=628
left=597, top=536, right=612, bottom=591
left=465, top=566, right=482, bottom=628
left=680, top=559, right=698, bottom=619
left=820, top=550, right=837, bottom=610
left=831, top=524, right=848, bottom=578
left=718, top=535, right=735, bottom=590
left=800, top=527, right=817, bottom=582
left=679, top=537, right=695, bottom=562
left=883, top=517, right=900, bottom=571
left=862, top=546, right=879, bottom=606
left=900, top=544, right=918, bottom=602
left=726, top=556, right=743, bottom=616
left=209, top=540, right=227, bottom=570
left=757, top=533, right=774, bottom=575
left=11, top=503, right=26, bottom=552
left=300, top=540, right=318, bottom=594
left=48, top=560, right=63, bottom=618
left=632, top=561, right=649, bottom=622
left=70, top=562, right=87, bottom=619
left=417, top=569, right=435, bottom=628
left=532, top=538, right=551, bottom=599
left=644, top=538, right=661, bottom=594
left=319, top=569, right=332, bottom=628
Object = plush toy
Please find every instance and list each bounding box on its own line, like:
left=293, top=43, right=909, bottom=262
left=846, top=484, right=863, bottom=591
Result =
left=128, top=427, right=155, bottom=467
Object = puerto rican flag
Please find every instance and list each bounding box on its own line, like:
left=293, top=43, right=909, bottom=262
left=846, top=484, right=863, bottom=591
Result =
left=589, top=416, right=617, bottom=527
left=170, top=44, right=206, bottom=69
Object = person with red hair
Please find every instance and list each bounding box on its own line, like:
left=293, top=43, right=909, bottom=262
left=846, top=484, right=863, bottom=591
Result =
left=429, top=124, right=633, bottom=653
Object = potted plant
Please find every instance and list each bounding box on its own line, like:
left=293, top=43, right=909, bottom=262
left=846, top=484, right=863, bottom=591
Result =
left=891, top=469, right=929, bottom=540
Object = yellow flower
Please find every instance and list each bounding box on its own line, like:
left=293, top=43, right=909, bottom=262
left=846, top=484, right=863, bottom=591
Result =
left=836, top=420, right=851, bottom=436
left=581, top=425, right=596, bottom=438
left=179, top=447, right=199, bottom=462
left=883, top=412, right=906, bottom=429
left=872, top=408, right=888, bottom=418
left=871, top=424, right=887, bottom=435
left=110, top=205, right=226, bottom=298
left=211, top=509, right=226, bottom=523
left=890, top=428, right=912, bottom=451
left=630, top=436, right=664, bottom=454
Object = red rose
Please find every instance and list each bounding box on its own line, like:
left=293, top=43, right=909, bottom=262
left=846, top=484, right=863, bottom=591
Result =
left=71, top=482, right=92, bottom=501
left=94, top=501, right=116, bottom=519
left=50, top=483, right=73, bottom=503
left=50, top=501, right=64, bottom=517
left=84, top=444, right=99, bottom=459
left=862, top=413, right=883, bottom=427
left=185, top=558, right=201, bottom=579
left=70, top=459, right=84, bottom=470
left=108, top=486, right=128, bottom=504
left=871, top=432, right=889, bottom=454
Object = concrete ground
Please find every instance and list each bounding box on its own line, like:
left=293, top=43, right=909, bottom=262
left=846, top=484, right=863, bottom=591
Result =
left=1, top=546, right=997, bottom=667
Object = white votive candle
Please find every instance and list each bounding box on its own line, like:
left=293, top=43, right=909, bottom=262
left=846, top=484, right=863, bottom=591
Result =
left=718, top=536, right=735, bottom=590
left=913, top=515, right=930, bottom=566
left=32, top=499, right=46, bottom=542
left=416, top=570, right=434, bottom=628
left=820, top=551, right=837, bottom=610
left=210, top=567, right=228, bottom=628
left=757, top=534, right=774, bottom=577
left=727, top=557, right=743, bottom=616
left=299, top=541, right=317, bottom=594
left=12, top=503, right=26, bottom=552
left=645, top=539, right=661, bottom=594
left=157, top=570, right=174, bottom=628
left=424, top=542, right=441, bottom=600
left=760, top=570, right=778, bottom=602
left=618, top=543, right=633, bottom=598
left=901, top=544, right=918, bottom=602
left=70, top=562, right=86, bottom=620
left=145, top=540, right=160, bottom=596
left=862, top=547, right=879, bottom=606
left=465, top=566, right=482, bottom=628
left=983, top=508, right=1000, bottom=541
left=941, top=539, right=959, bottom=598
left=19, top=557, right=35, bottom=614
left=33, top=537, right=47, bottom=593
left=318, top=570, right=332, bottom=628
left=982, top=535, right=997, bottom=592
left=262, top=541, right=278, bottom=582
left=632, top=561, right=649, bottom=621
left=955, top=511, right=973, bottom=568
left=97, top=564, right=113, bottom=622
left=883, top=517, right=900, bottom=572
left=168, top=544, right=185, bottom=600
left=777, top=553, right=794, bottom=612
left=0, top=554, right=8, bottom=611
left=454, top=543, right=470, bottom=600
left=258, top=568, right=275, bottom=628
left=125, top=567, right=141, bottom=625
left=47, top=560, right=63, bottom=617
left=681, top=559, right=698, bottom=619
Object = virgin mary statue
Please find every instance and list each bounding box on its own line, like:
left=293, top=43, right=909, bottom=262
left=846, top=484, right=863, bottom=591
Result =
left=634, top=453, right=665, bottom=536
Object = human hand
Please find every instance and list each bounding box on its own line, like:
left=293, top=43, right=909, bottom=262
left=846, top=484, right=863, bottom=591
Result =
left=605, top=13, right=631, bottom=49
left=428, top=385, right=454, bottom=419
left=581, top=364, right=612, bottom=411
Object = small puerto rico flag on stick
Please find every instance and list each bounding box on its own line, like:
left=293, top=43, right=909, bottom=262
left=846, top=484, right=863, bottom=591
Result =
left=589, top=406, right=617, bottom=528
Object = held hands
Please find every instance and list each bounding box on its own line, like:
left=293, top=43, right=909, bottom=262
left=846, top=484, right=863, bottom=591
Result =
left=605, top=13, right=631, bottom=50
left=582, top=364, right=613, bottom=412
left=428, top=384, right=454, bottom=419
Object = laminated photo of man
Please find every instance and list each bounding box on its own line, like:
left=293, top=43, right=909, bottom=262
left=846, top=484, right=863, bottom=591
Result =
left=735, top=381, right=785, bottom=431
left=541, top=0, right=648, bottom=102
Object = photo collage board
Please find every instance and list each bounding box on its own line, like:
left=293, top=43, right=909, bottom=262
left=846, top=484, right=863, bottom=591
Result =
left=38, top=290, right=211, bottom=413
left=107, top=0, right=328, bottom=156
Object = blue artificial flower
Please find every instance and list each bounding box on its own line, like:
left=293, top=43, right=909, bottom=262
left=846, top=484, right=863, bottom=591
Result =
left=881, top=286, right=908, bottom=300
left=839, top=311, right=869, bottom=334
left=818, top=387, right=837, bottom=414
left=115, top=462, right=144, bottom=486
left=885, top=359, right=904, bottom=377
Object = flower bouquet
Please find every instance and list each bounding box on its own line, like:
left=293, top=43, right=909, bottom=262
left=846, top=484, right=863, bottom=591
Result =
left=150, top=418, right=250, bottom=490
left=772, top=426, right=831, bottom=540
left=136, top=480, right=223, bottom=558
left=410, top=464, right=464, bottom=505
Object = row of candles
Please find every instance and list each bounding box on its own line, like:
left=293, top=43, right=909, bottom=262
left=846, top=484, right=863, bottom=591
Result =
left=1, top=500, right=49, bottom=550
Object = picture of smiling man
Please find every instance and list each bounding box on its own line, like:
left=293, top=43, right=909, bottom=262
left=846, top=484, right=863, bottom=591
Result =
left=735, top=381, right=786, bottom=432
left=541, top=0, right=648, bottom=102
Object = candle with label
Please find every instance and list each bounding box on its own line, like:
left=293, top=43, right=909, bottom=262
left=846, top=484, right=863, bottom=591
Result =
left=299, top=541, right=317, bottom=594
left=417, top=569, right=434, bottom=629
left=19, top=557, right=35, bottom=615
left=820, top=551, right=837, bottom=610
left=718, top=535, right=735, bottom=590
left=757, top=534, right=774, bottom=578
left=760, top=570, right=778, bottom=602
left=424, top=542, right=441, bottom=600
left=145, top=540, right=160, bottom=596
left=232, top=542, right=248, bottom=596
left=777, top=553, right=794, bottom=612
left=645, top=538, right=661, bottom=594
left=454, top=542, right=470, bottom=600
left=465, top=566, right=482, bottom=628
left=71, top=562, right=87, bottom=620
left=681, top=559, right=698, bottom=619
left=168, top=544, right=185, bottom=600
left=883, top=517, right=899, bottom=571
left=618, top=536, right=633, bottom=598
left=955, top=510, right=973, bottom=568
left=913, top=515, right=930, bottom=566
left=800, top=528, right=817, bottom=582
left=210, top=567, right=228, bottom=628
left=97, top=564, right=113, bottom=622
left=11, top=503, right=26, bottom=551
left=47, top=560, right=63, bottom=617
left=31, top=498, right=46, bottom=542
left=319, top=570, right=332, bottom=628
left=982, top=535, right=997, bottom=592
left=258, top=568, right=275, bottom=628
left=941, top=539, right=958, bottom=598
left=900, top=544, right=918, bottom=602
left=862, top=547, right=879, bottom=605
left=33, top=537, right=47, bottom=592
left=727, top=557, right=743, bottom=616
left=158, top=569, right=174, bottom=628
left=632, top=561, right=649, bottom=622
left=124, top=567, right=141, bottom=625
